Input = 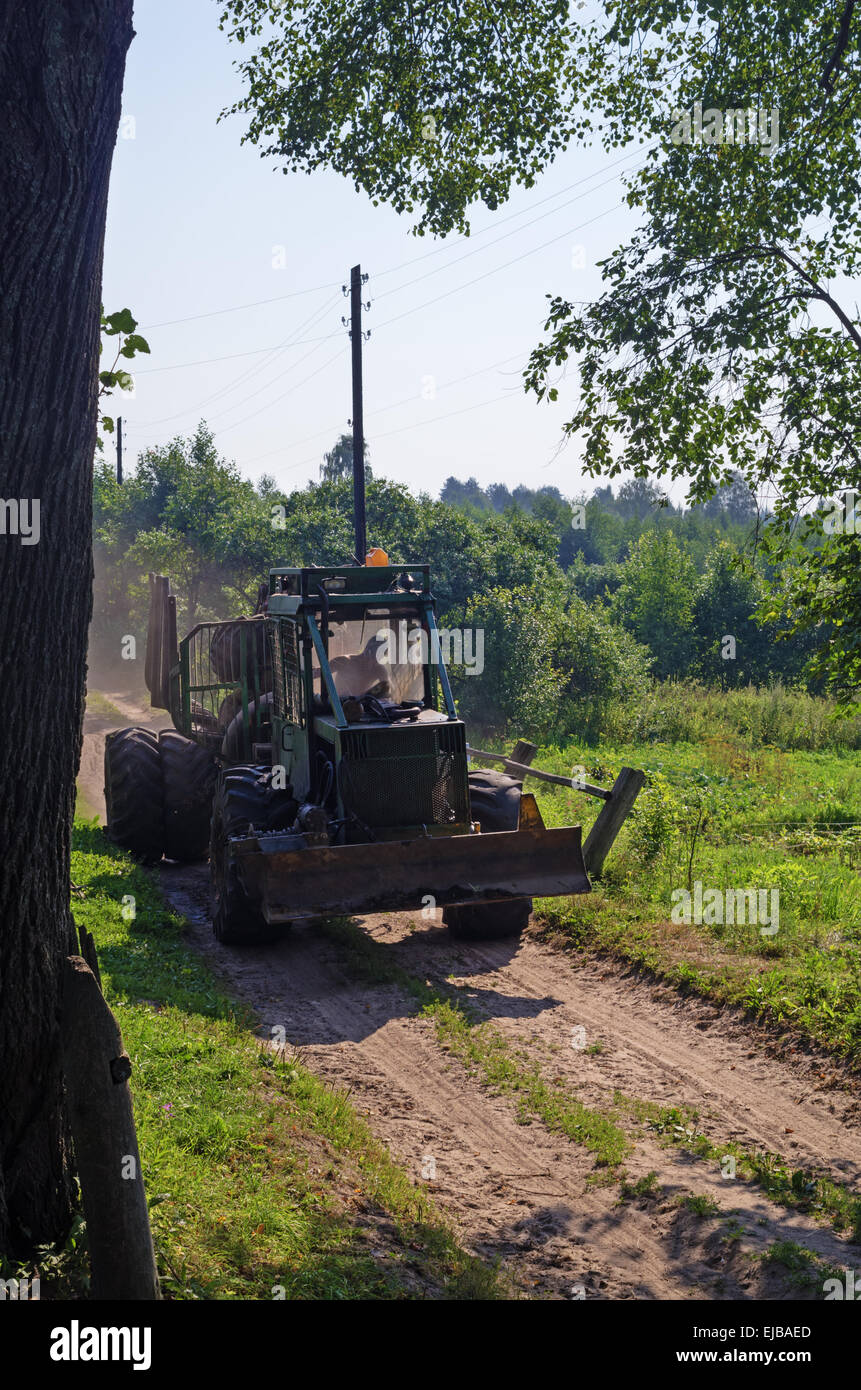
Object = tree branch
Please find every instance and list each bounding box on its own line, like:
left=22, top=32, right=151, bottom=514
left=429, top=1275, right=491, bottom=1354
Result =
left=822, top=0, right=856, bottom=92
left=762, top=242, right=861, bottom=352
left=690, top=242, right=861, bottom=353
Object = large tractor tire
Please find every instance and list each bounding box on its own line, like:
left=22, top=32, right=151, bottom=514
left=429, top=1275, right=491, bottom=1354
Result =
left=210, top=766, right=282, bottom=945
left=104, top=727, right=164, bottom=864
left=221, top=691, right=274, bottom=762
left=444, top=770, right=532, bottom=941
left=210, top=617, right=271, bottom=685
left=159, top=729, right=218, bottom=863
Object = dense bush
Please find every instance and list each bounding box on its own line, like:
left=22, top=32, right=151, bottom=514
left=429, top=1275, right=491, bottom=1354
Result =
left=610, top=530, right=697, bottom=680
left=451, top=582, right=651, bottom=740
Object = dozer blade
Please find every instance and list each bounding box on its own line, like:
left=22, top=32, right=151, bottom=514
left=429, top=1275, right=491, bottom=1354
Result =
left=234, top=825, right=591, bottom=924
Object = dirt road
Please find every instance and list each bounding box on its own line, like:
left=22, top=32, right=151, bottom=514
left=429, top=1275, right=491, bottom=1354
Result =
left=80, top=695, right=861, bottom=1300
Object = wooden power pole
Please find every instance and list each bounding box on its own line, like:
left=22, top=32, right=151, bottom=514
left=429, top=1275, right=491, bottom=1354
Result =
left=350, top=265, right=366, bottom=562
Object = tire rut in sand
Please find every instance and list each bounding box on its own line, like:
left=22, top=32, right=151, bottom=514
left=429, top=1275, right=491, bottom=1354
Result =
left=372, top=918, right=861, bottom=1193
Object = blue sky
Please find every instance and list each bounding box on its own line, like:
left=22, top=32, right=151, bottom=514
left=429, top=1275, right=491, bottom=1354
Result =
left=103, top=0, right=650, bottom=500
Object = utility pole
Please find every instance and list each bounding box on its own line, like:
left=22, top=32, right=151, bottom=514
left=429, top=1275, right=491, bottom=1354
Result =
left=350, top=264, right=367, bottom=562
left=116, top=415, right=123, bottom=486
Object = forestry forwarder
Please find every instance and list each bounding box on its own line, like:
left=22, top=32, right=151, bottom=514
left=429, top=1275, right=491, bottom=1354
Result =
left=104, top=552, right=642, bottom=946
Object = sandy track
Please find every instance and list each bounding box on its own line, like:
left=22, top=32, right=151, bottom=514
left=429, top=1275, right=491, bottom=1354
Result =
left=158, top=867, right=861, bottom=1300
left=79, top=700, right=861, bottom=1299
left=412, top=930, right=861, bottom=1189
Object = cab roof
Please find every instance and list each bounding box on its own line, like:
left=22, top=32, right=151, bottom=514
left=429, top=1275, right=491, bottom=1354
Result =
left=268, top=564, right=431, bottom=600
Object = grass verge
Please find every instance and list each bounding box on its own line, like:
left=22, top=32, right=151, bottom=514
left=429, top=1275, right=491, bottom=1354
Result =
left=522, top=733, right=861, bottom=1065
left=84, top=691, right=126, bottom=723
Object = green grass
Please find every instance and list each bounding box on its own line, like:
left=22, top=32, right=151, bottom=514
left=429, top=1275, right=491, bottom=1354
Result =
left=759, top=1240, right=840, bottom=1292
left=84, top=690, right=125, bottom=723
left=517, top=724, right=861, bottom=1063
left=620, top=1095, right=861, bottom=1240
left=679, top=1194, right=721, bottom=1217
left=66, top=821, right=505, bottom=1301
left=431, top=999, right=630, bottom=1168
left=618, top=1171, right=662, bottom=1202
left=73, top=787, right=100, bottom=822
left=599, top=681, right=861, bottom=753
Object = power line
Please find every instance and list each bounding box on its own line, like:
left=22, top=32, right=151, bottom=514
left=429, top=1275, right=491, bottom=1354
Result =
left=127, top=137, right=652, bottom=411
left=124, top=189, right=628, bottom=454
left=125, top=185, right=597, bottom=434
left=123, top=143, right=654, bottom=449
left=130, top=171, right=620, bottom=381
left=140, top=280, right=340, bottom=330
left=132, top=291, right=343, bottom=426
left=372, top=150, right=653, bottom=302
left=181, top=301, right=343, bottom=429
left=372, top=199, right=624, bottom=335
left=132, top=142, right=654, bottom=335
left=127, top=142, right=655, bottom=396
left=151, top=181, right=625, bottom=406
left=132, top=331, right=340, bottom=376
left=155, top=187, right=618, bottom=455
left=371, top=384, right=520, bottom=442
left=372, top=140, right=658, bottom=282
left=218, top=347, right=345, bottom=437
left=263, top=384, right=522, bottom=483
left=242, top=349, right=528, bottom=467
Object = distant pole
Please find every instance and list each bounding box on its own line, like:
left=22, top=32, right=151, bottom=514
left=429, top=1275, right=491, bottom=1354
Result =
left=350, top=264, right=366, bottom=562
left=116, top=415, right=123, bottom=485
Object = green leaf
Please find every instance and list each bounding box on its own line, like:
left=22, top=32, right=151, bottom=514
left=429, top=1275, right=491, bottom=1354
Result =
left=102, top=307, right=138, bottom=336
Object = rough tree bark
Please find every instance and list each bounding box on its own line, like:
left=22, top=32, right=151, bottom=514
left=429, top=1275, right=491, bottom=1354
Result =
left=0, top=0, right=134, bottom=1257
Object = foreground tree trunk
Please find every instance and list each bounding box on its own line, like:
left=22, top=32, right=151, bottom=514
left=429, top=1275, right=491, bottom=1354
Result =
left=0, top=0, right=134, bottom=1256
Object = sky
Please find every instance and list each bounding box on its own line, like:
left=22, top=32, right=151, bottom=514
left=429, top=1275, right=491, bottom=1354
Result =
left=103, top=0, right=653, bottom=502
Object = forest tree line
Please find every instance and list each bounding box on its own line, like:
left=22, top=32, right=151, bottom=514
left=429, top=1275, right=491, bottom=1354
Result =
left=92, top=423, right=829, bottom=738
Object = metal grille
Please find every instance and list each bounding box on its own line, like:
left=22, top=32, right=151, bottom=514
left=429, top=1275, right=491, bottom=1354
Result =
left=339, top=723, right=469, bottom=830
left=341, top=723, right=465, bottom=761
left=182, top=619, right=272, bottom=749
left=270, top=618, right=302, bottom=724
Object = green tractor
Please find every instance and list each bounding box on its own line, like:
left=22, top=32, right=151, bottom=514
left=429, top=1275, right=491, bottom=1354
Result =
left=105, top=560, right=636, bottom=946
